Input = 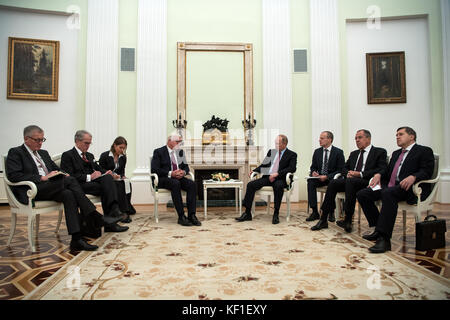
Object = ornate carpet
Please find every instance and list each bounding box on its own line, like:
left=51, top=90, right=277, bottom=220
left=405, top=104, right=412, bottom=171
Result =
left=24, top=210, right=449, bottom=300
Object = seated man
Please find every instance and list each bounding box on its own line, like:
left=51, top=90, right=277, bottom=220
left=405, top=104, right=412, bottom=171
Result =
left=235, top=134, right=297, bottom=224
left=306, top=131, right=345, bottom=222
left=61, top=130, right=128, bottom=233
left=6, top=125, right=121, bottom=251
left=151, top=134, right=200, bottom=227
left=311, top=129, right=387, bottom=233
left=357, top=127, right=435, bottom=253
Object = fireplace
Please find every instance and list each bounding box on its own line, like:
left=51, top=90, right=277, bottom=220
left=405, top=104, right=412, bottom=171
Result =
left=195, top=169, right=239, bottom=202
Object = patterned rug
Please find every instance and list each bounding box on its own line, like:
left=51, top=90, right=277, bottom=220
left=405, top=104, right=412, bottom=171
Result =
left=24, top=210, right=449, bottom=300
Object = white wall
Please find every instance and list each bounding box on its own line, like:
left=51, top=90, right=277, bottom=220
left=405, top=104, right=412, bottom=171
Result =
left=0, top=8, right=79, bottom=169
left=346, top=18, right=432, bottom=156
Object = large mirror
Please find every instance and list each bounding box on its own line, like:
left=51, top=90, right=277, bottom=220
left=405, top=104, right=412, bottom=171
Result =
left=177, top=42, right=254, bottom=135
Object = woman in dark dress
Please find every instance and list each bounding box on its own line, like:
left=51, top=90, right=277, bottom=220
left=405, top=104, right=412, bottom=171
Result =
left=99, top=137, right=136, bottom=223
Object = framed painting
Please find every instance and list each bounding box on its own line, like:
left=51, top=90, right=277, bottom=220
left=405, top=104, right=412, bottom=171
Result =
left=7, top=37, right=60, bottom=101
left=366, top=51, right=406, bottom=104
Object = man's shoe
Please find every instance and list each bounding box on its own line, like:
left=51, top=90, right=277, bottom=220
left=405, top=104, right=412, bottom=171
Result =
left=104, top=223, right=129, bottom=232
left=109, top=207, right=127, bottom=221
left=188, top=214, right=202, bottom=226
left=306, top=211, right=320, bottom=221
left=121, top=214, right=132, bottom=223
left=272, top=213, right=279, bottom=225
left=369, top=237, right=391, bottom=253
left=102, top=214, right=123, bottom=226
left=336, top=220, right=346, bottom=229
left=328, top=211, right=336, bottom=222
left=363, top=230, right=381, bottom=241
left=311, top=219, right=328, bottom=231
left=178, top=215, right=193, bottom=226
left=235, top=212, right=252, bottom=222
left=70, top=238, right=98, bottom=251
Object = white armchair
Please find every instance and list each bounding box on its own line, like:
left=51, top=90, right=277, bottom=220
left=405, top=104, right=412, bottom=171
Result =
left=2, top=155, right=63, bottom=252
left=250, top=172, right=298, bottom=222
left=149, top=156, right=195, bottom=223
left=52, top=153, right=102, bottom=206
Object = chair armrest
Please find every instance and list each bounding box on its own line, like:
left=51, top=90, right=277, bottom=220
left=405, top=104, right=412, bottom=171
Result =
left=412, top=174, right=440, bottom=198
left=5, top=180, right=38, bottom=199
left=285, top=173, right=298, bottom=190
left=150, top=173, right=159, bottom=189
left=250, top=171, right=259, bottom=181
left=333, top=173, right=342, bottom=179
left=186, top=171, right=195, bottom=181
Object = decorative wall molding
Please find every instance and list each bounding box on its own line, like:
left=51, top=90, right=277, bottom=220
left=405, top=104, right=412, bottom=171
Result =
left=439, top=0, right=450, bottom=203
left=85, top=0, right=119, bottom=157
left=310, top=0, right=342, bottom=148
left=133, top=0, right=167, bottom=180
left=262, top=0, right=293, bottom=142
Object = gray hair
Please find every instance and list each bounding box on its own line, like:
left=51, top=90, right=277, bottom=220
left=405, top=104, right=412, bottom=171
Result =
left=23, top=125, right=43, bottom=137
left=74, top=130, right=92, bottom=142
left=357, top=129, right=371, bottom=138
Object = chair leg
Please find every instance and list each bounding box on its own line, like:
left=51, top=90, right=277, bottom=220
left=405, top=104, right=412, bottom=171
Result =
left=28, top=215, right=36, bottom=252
left=252, top=198, right=255, bottom=216
left=266, top=195, right=271, bottom=215
left=154, top=195, right=159, bottom=223
left=35, top=214, right=40, bottom=238
left=358, top=205, right=361, bottom=224
left=7, top=212, right=17, bottom=246
left=55, top=209, right=63, bottom=234
left=286, top=192, right=291, bottom=222
left=402, top=210, right=406, bottom=233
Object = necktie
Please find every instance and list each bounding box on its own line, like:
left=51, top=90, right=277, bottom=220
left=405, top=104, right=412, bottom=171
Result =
left=355, top=149, right=365, bottom=172
left=270, top=152, right=281, bottom=174
left=321, top=149, right=329, bottom=175
left=170, top=151, right=178, bottom=171
left=33, top=151, right=49, bottom=175
left=81, top=152, right=89, bottom=162
left=388, top=149, right=407, bottom=187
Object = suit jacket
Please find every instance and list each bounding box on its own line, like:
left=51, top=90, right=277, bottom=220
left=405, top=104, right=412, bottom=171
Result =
left=382, top=144, right=435, bottom=203
left=309, top=146, right=345, bottom=180
left=254, top=148, right=297, bottom=180
left=341, top=146, right=388, bottom=181
left=6, top=145, right=60, bottom=204
left=151, top=146, right=190, bottom=179
left=99, top=151, right=127, bottom=177
left=60, top=147, right=105, bottom=184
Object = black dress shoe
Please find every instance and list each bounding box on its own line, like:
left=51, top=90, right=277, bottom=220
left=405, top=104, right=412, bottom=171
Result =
left=178, top=215, right=193, bottom=226
left=104, top=223, right=129, bottom=232
left=336, top=220, right=352, bottom=233
left=128, top=205, right=137, bottom=215
left=328, top=211, right=336, bottom=222
left=369, top=237, right=391, bottom=253
left=121, top=214, right=132, bottom=223
left=70, top=238, right=98, bottom=251
left=363, top=230, right=380, bottom=241
left=109, top=207, right=127, bottom=220
left=311, top=219, right=328, bottom=231
left=336, top=220, right=345, bottom=229
left=235, top=212, right=252, bottom=222
left=188, top=214, right=202, bottom=226
left=272, top=214, right=279, bottom=225
left=306, top=211, right=320, bottom=221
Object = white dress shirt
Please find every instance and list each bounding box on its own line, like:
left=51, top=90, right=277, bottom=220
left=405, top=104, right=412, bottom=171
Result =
left=354, top=144, right=372, bottom=178
left=167, top=146, right=179, bottom=178
left=25, top=144, right=47, bottom=176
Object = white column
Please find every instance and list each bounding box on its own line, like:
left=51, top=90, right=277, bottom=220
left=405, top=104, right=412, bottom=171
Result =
left=310, top=0, right=342, bottom=148
left=131, top=0, right=167, bottom=203
left=262, top=0, right=297, bottom=202
left=262, top=0, right=293, bottom=142
left=85, top=0, right=119, bottom=157
left=440, top=0, right=450, bottom=203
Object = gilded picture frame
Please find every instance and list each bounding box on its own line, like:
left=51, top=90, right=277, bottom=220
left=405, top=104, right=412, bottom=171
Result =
left=366, top=51, right=406, bottom=104
left=7, top=37, right=60, bottom=101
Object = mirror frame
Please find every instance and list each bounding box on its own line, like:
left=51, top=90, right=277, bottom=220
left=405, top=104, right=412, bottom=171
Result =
left=177, top=42, right=253, bottom=127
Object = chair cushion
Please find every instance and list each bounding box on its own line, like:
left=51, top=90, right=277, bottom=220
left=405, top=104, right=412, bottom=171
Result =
left=33, top=201, right=61, bottom=209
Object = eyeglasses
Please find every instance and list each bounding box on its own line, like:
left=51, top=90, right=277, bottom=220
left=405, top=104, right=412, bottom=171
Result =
left=175, top=140, right=183, bottom=144
left=27, top=136, right=46, bottom=143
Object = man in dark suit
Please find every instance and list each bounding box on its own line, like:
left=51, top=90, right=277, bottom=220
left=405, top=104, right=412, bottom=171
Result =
left=151, top=134, right=200, bottom=227
left=60, top=130, right=128, bottom=233
left=6, top=125, right=121, bottom=251
left=311, top=129, right=387, bottom=233
left=357, top=127, right=435, bottom=253
left=235, top=134, right=297, bottom=224
left=306, top=131, right=345, bottom=222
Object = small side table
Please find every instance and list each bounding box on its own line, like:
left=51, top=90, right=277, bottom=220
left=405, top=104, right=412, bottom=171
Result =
left=203, top=179, right=243, bottom=219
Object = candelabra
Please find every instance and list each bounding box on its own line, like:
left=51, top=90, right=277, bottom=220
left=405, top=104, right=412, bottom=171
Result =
left=242, top=113, right=256, bottom=146
left=172, top=112, right=187, bottom=138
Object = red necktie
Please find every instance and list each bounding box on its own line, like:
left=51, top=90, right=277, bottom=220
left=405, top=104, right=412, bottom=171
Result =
left=170, top=151, right=178, bottom=171
left=81, top=152, right=89, bottom=162
left=388, top=149, right=407, bottom=187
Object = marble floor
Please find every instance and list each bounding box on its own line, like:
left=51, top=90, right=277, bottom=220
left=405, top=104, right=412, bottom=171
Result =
left=0, top=202, right=448, bottom=300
